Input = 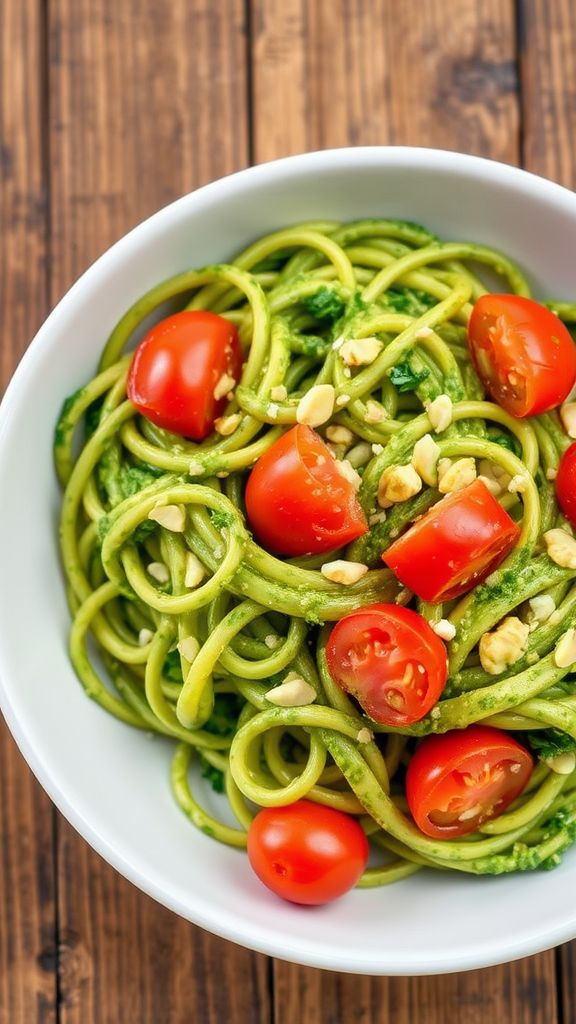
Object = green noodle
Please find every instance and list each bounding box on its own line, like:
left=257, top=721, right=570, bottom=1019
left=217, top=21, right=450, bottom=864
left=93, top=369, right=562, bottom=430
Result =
left=55, top=219, right=576, bottom=883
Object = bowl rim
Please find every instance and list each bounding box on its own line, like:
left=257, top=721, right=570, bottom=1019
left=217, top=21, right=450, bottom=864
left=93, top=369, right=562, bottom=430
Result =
left=2, top=145, right=576, bottom=975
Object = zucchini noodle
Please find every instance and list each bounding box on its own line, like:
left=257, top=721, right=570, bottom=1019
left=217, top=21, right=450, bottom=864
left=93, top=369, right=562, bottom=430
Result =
left=55, top=219, right=576, bottom=883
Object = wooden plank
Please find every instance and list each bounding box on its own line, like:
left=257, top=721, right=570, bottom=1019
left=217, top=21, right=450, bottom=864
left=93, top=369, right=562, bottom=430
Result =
left=251, top=0, right=519, bottom=164
left=251, top=0, right=558, bottom=1018
left=47, top=2, right=269, bottom=1021
left=519, top=0, right=576, bottom=188
left=0, top=1, right=57, bottom=1022
left=273, top=954, right=558, bottom=1024
left=520, top=0, right=576, bottom=1012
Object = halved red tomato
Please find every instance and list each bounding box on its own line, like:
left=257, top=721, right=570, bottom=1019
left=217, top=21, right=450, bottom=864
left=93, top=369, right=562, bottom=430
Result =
left=127, top=310, right=242, bottom=440
left=468, top=294, right=576, bottom=417
left=245, top=425, right=368, bottom=556
left=406, top=725, right=533, bottom=838
left=555, top=442, right=576, bottom=527
left=325, top=604, right=448, bottom=726
left=382, top=479, right=520, bottom=603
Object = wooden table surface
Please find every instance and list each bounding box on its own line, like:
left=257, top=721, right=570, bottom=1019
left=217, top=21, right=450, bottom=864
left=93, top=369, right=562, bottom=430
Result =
left=2, top=1, right=576, bottom=1020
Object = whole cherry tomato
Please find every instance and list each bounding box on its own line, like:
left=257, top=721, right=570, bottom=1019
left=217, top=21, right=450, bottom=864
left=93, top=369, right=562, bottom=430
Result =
left=247, top=800, right=369, bottom=905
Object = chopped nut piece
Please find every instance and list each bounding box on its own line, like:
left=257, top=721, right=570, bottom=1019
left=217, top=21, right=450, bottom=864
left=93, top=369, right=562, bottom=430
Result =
left=267, top=403, right=279, bottom=419
left=296, top=384, right=335, bottom=427
left=214, top=412, right=241, bottom=436
left=265, top=677, right=317, bottom=707
left=188, top=460, right=204, bottom=477
left=270, top=384, right=288, bottom=401
left=554, top=627, right=576, bottom=668
left=546, top=467, right=558, bottom=481
left=365, top=399, right=385, bottom=423
left=544, top=528, right=576, bottom=569
left=138, top=628, right=154, bottom=647
left=527, top=594, right=556, bottom=625
left=479, top=617, right=529, bottom=675
left=411, top=433, right=441, bottom=486
left=326, top=424, right=354, bottom=445
left=177, top=636, right=200, bottom=663
left=432, top=619, right=456, bottom=642
left=334, top=459, right=362, bottom=491
left=213, top=373, right=236, bottom=400
left=507, top=474, right=528, bottom=494
left=477, top=474, right=502, bottom=497
left=415, top=325, right=434, bottom=339
left=148, top=503, right=186, bottom=532
left=438, top=457, right=477, bottom=494
left=560, top=401, right=576, bottom=439
left=264, top=634, right=281, bottom=649
left=336, top=394, right=350, bottom=407
left=425, top=394, right=453, bottom=433
left=184, top=551, right=206, bottom=588
left=147, top=562, right=170, bottom=584
left=339, top=336, right=383, bottom=367
left=378, top=464, right=422, bottom=507
left=369, top=510, right=387, bottom=526
left=371, top=443, right=384, bottom=455
left=357, top=728, right=374, bottom=744
left=543, top=752, right=576, bottom=775
left=320, top=560, right=369, bottom=585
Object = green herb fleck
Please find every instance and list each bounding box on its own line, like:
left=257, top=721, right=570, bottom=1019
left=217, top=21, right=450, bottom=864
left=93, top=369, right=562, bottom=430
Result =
left=303, top=287, right=346, bottom=323
left=199, top=755, right=225, bottom=794
left=526, top=729, right=576, bottom=761
left=209, top=509, right=234, bottom=530
left=388, top=360, right=430, bottom=393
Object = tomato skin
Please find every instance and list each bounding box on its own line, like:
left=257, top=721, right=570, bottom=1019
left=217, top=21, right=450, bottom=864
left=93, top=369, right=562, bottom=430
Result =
left=245, top=425, right=368, bottom=556
left=467, top=294, right=576, bottom=417
left=555, top=443, right=576, bottom=527
left=325, top=604, right=448, bottom=726
left=127, top=310, right=242, bottom=440
left=247, top=800, right=369, bottom=905
left=382, top=479, right=520, bottom=604
left=406, top=726, right=533, bottom=839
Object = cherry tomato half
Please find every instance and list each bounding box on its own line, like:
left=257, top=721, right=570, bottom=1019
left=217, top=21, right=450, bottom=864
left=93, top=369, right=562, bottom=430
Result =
left=406, top=725, right=533, bottom=838
left=382, top=479, right=520, bottom=604
left=467, top=294, right=576, bottom=417
left=555, top=442, right=576, bottom=528
left=245, top=424, right=368, bottom=556
left=247, top=800, right=369, bottom=905
left=127, top=310, right=242, bottom=440
left=325, top=604, right=448, bottom=726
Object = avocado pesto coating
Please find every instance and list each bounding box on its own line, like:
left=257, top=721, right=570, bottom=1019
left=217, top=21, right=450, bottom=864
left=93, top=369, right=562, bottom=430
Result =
left=55, top=218, right=576, bottom=882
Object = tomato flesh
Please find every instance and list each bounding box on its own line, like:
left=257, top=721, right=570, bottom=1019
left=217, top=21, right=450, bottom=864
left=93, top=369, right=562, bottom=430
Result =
left=127, top=310, right=242, bottom=440
left=245, top=424, right=368, bottom=556
left=247, top=800, right=369, bottom=905
left=406, top=725, right=533, bottom=838
left=468, top=294, right=576, bottom=417
left=326, top=604, right=448, bottom=726
left=555, top=442, right=576, bottom=528
left=382, top=479, right=520, bottom=603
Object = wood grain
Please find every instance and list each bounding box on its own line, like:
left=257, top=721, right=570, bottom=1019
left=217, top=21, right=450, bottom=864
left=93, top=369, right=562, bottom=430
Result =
left=251, top=0, right=519, bottom=163
left=250, top=0, right=558, bottom=1018
left=519, top=0, right=576, bottom=188
left=273, top=954, right=558, bottom=1024
left=0, top=2, right=57, bottom=1022
left=46, top=2, right=268, bottom=1021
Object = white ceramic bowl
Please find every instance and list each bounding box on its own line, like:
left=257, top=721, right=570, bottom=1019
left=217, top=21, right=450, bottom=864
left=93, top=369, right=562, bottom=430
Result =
left=2, top=147, right=576, bottom=976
